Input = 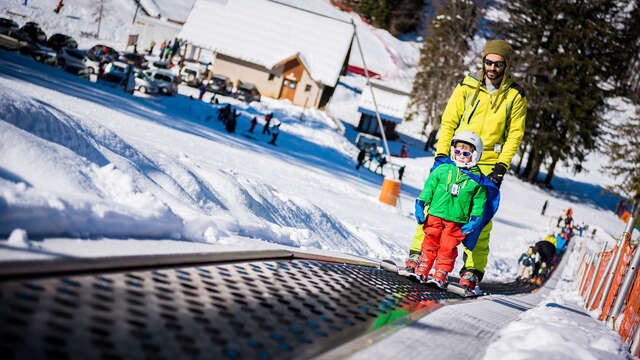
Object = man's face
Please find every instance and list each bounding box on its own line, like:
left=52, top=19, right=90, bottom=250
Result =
left=484, top=53, right=506, bottom=82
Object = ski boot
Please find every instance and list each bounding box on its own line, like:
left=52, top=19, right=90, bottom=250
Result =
left=414, top=259, right=433, bottom=283
left=427, top=269, right=448, bottom=289
left=404, top=253, right=420, bottom=273
left=459, top=271, right=478, bottom=291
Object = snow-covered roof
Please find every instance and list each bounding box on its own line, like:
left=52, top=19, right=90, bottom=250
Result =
left=357, top=82, right=410, bottom=124
left=178, top=0, right=354, bottom=87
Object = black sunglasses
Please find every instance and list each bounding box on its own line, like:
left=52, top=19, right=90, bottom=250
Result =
left=484, top=59, right=506, bottom=68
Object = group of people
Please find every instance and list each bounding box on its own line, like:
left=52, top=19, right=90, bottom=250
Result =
left=158, top=39, right=182, bottom=64
left=402, top=39, right=526, bottom=291
left=516, top=208, right=574, bottom=284
left=355, top=146, right=406, bottom=181
left=215, top=105, right=281, bottom=144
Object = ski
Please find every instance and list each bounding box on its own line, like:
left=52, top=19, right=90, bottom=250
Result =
left=383, top=259, right=481, bottom=298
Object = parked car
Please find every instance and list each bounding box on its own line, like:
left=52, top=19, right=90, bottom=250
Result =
left=151, top=60, right=171, bottom=69
left=0, top=18, right=19, bottom=35
left=56, top=47, right=87, bottom=74
left=120, top=52, right=147, bottom=69
left=17, top=22, right=46, bottom=44
left=144, top=69, right=178, bottom=96
left=179, top=65, right=202, bottom=88
left=206, top=74, right=232, bottom=95
left=20, top=42, right=57, bottom=65
left=88, top=44, right=118, bottom=61
left=0, top=33, right=27, bottom=51
left=134, top=71, right=158, bottom=94
left=100, top=61, right=135, bottom=92
left=234, top=81, right=261, bottom=102
left=47, top=33, right=78, bottom=51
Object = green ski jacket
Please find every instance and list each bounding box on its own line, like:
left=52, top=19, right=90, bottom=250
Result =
left=418, top=163, right=487, bottom=224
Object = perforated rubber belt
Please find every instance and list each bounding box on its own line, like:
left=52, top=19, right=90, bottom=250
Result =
left=0, top=252, right=537, bottom=359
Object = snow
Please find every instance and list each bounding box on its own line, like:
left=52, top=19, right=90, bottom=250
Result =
left=484, top=238, right=628, bottom=360
left=0, top=1, right=638, bottom=358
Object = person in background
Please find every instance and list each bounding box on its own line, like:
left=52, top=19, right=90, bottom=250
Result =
left=398, top=165, right=406, bottom=181
left=198, top=83, right=207, bottom=100
left=516, top=246, right=539, bottom=282
left=356, top=148, right=366, bottom=170
left=269, top=122, right=281, bottom=145
left=148, top=40, right=156, bottom=56
left=400, top=144, right=409, bottom=158
left=263, top=112, right=273, bottom=135
left=249, top=116, right=258, bottom=133
left=375, top=156, right=387, bottom=175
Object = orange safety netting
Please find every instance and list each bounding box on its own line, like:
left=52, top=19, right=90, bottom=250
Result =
left=618, top=266, right=640, bottom=344
left=600, top=241, right=634, bottom=321
left=580, top=263, right=596, bottom=297
left=588, top=250, right=614, bottom=310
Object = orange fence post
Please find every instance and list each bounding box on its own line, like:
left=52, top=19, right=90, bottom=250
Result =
left=618, top=269, right=640, bottom=344
left=587, top=250, right=613, bottom=310
left=600, top=241, right=634, bottom=321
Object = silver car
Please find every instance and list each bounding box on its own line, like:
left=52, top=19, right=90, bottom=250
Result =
left=134, top=71, right=158, bottom=94
left=143, top=69, right=178, bottom=96
left=56, top=48, right=87, bottom=74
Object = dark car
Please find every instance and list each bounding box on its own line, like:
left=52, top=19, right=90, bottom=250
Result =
left=20, top=42, right=57, bottom=65
left=87, top=44, right=118, bottom=61
left=18, top=21, right=46, bottom=44
left=120, top=52, right=147, bottom=69
left=47, top=33, right=78, bottom=51
left=206, top=74, right=232, bottom=95
left=234, top=81, right=261, bottom=102
left=0, top=18, right=19, bottom=35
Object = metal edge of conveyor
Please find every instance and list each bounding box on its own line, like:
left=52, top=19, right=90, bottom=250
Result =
left=0, top=248, right=384, bottom=279
left=312, top=300, right=444, bottom=360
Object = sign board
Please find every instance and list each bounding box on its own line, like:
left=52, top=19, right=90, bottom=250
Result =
left=127, top=34, right=139, bottom=46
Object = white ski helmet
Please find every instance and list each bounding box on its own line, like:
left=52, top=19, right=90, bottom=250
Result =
left=450, top=130, right=483, bottom=168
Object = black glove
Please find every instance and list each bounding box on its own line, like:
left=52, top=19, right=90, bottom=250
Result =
left=488, top=163, right=508, bottom=188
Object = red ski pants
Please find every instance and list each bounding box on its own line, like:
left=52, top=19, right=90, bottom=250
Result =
left=420, top=215, right=465, bottom=273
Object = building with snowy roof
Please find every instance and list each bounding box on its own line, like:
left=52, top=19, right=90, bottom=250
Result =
left=178, top=0, right=355, bottom=109
left=357, top=81, right=410, bottom=140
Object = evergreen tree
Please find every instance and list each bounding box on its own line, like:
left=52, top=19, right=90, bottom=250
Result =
left=409, top=0, right=482, bottom=143
left=497, top=0, right=632, bottom=185
left=601, top=105, right=640, bottom=200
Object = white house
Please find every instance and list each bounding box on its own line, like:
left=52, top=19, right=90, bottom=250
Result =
left=357, top=81, right=410, bottom=140
left=178, top=0, right=354, bottom=108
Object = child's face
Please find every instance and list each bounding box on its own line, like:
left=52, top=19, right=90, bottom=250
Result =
left=454, top=142, right=474, bottom=164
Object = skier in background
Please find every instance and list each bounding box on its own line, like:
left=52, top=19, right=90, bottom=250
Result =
left=356, top=148, right=366, bottom=170
left=262, top=112, right=273, bottom=135
left=269, top=122, right=281, bottom=145
left=54, top=0, right=63, bottom=13
left=515, top=246, right=538, bottom=282
left=249, top=116, right=258, bottom=133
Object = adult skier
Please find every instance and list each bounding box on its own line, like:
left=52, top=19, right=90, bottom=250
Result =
left=405, top=39, right=526, bottom=291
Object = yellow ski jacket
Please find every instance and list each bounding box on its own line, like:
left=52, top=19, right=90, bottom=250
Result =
left=436, top=73, right=527, bottom=169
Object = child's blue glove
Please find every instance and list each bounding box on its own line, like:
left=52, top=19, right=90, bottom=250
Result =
left=415, top=199, right=426, bottom=224
left=461, top=216, right=482, bottom=235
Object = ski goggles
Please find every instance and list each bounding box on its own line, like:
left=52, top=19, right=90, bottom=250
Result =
left=484, top=59, right=506, bottom=68
left=454, top=149, right=473, bottom=157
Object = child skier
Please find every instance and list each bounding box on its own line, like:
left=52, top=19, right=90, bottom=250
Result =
left=413, top=131, right=487, bottom=288
left=516, top=246, right=539, bottom=281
